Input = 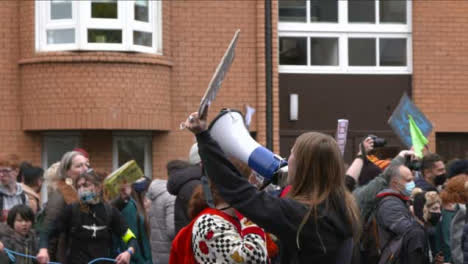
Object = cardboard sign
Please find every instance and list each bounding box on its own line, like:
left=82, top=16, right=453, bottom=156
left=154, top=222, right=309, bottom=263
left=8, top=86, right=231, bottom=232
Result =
left=335, top=119, right=349, bottom=156
left=388, top=93, right=433, bottom=148
left=198, top=30, right=240, bottom=118
left=103, top=160, right=144, bottom=199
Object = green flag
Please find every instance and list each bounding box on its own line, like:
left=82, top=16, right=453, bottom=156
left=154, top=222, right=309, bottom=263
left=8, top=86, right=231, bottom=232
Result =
left=408, top=114, right=428, bottom=158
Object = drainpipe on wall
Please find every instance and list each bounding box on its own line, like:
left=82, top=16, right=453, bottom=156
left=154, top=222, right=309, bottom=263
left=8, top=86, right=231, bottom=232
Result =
left=265, top=0, right=273, bottom=151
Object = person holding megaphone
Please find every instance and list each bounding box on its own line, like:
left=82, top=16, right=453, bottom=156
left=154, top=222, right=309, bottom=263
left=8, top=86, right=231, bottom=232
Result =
left=181, top=107, right=361, bottom=264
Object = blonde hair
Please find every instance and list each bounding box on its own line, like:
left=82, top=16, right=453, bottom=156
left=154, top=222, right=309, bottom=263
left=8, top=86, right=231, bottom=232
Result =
left=288, top=132, right=361, bottom=243
left=411, top=187, right=424, bottom=201
left=44, top=162, right=60, bottom=192
left=423, top=191, right=441, bottom=222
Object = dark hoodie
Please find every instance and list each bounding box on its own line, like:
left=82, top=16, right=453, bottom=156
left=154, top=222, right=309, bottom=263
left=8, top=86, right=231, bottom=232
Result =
left=196, top=131, right=355, bottom=263
left=166, top=163, right=202, bottom=234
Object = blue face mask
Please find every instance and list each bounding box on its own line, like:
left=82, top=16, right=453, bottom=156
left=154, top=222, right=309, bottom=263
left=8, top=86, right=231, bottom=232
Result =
left=403, top=181, right=415, bottom=197
left=78, top=189, right=98, bottom=204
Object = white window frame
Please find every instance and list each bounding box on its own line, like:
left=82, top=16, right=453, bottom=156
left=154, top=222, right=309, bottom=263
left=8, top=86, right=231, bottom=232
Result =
left=42, top=132, right=82, bottom=169
left=36, top=0, right=162, bottom=54
left=112, top=132, right=153, bottom=179
left=278, top=0, right=412, bottom=74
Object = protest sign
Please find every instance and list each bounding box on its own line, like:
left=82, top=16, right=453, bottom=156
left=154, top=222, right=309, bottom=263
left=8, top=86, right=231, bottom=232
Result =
left=335, top=119, right=349, bottom=156
left=388, top=93, right=433, bottom=148
left=103, top=160, right=144, bottom=199
left=198, top=29, right=240, bottom=119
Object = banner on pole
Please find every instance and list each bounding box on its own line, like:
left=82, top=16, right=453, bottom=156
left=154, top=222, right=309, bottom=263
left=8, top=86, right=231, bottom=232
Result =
left=388, top=93, right=433, bottom=148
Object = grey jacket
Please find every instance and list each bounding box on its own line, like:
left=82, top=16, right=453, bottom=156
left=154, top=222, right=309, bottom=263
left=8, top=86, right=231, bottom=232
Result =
left=462, top=224, right=468, bottom=264
left=0, top=183, right=29, bottom=222
left=146, top=179, right=175, bottom=264
left=451, top=204, right=466, bottom=264
left=353, top=155, right=405, bottom=221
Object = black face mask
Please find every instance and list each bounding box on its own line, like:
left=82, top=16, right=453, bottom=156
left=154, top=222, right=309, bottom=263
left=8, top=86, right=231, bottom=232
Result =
left=434, top=173, right=446, bottom=186
left=429, top=212, right=441, bottom=226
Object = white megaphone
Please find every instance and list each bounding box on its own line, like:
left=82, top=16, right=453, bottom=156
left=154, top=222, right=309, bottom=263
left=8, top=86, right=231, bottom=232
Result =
left=209, top=109, right=287, bottom=180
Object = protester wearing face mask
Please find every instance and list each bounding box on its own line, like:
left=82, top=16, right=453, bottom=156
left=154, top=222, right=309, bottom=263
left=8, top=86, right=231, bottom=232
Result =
left=36, top=169, right=138, bottom=264
left=416, top=154, right=446, bottom=192
left=375, top=164, right=429, bottom=264
left=413, top=191, right=444, bottom=263
left=43, top=151, right=89, bottom=263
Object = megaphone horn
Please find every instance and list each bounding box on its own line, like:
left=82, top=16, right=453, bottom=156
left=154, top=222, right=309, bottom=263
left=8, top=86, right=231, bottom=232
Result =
left=209, top=109, right=287, bottom=180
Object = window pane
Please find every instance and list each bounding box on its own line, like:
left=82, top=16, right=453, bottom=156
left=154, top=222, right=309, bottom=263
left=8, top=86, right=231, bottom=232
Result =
left=117, top=138, right=145, bottom=174
left=348, top=0, right=375, bottom=23
left=380, top=0, right=406, bottom=23
left=51, top=0, right=72, bottom=20
left=310, top=38, right=338, bottom=66
left=91, top=0, right=118, bottom=19
left=44, top=137, right=79, bottom=167
left=310, top=0, right=337, bottom=22
left=279, top=0, right=306, bottom=22
left=349, top=38, right=376, bottom=66
left=279, top=37, right=307, bottom=65
left=380, top=38, right=406, bottom=66
left=135, top=0, right=149, bottom=22
left=88, top=29, right=122, bottom=43
left=47, top=28, right=75, bottom=44
left=134, top=31, right=152, bottom=47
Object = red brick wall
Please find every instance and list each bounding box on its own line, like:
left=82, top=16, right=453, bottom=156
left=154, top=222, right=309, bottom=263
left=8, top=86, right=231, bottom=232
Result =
left=20, top=62, right=172, bottom=131
left=413, top=0, right=468, bottom=150
left=0, top=1, right=42, bottom=166
left=0, top=1, right=279, bottom=178
left=156, top=0, right=279, bottom=178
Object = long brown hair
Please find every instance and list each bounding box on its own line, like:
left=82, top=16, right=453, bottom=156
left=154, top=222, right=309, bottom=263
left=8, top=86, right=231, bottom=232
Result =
left=288, top=132, right=361, bottom=241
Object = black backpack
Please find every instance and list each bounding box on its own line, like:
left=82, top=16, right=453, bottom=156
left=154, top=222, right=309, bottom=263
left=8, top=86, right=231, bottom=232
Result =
left=360, top=195, right=409, bottom=264
left=360, top=197, right=384, bottom=264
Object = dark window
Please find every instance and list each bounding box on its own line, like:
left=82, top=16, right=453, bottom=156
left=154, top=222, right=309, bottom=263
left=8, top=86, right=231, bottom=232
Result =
left=280, top=37, right=307, bottom=65
left=348, top=0, right=375, bottom=23
left=349, top=38, right=376, bottom=66
left=380, top=38, right=406, bottom=66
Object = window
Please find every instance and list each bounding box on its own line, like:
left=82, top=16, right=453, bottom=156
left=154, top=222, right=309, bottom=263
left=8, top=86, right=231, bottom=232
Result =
left=113, top=133, right=152, bottom=178
left=42, top=132, right=81, bottom=168
left=36, top=0, right=162, bottom=53
left=279, top=0, right=412, bottom=74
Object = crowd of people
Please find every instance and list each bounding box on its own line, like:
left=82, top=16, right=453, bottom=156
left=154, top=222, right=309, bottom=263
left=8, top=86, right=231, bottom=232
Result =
left=0, top=107, right=466, bottom=264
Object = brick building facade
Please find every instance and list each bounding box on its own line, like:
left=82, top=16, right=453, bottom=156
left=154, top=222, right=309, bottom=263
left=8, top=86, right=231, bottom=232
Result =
left=1, top=0, right=467, bottom=177
left=412, top=1, right=468, bottom=158
left=278, top=0, right=468, bottom=161
left=0, top=0, right=279, bottom=178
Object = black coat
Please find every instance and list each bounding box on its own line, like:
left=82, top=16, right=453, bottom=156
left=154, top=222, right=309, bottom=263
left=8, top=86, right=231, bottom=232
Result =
left=196, top=131, right=355, bottom=264
left=166, top=164, right=202, bottom=234
left=39, top=202, right=138, bottom=264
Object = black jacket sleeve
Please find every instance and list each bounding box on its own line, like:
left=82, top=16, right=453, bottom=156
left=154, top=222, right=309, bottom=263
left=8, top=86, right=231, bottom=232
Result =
left=39, top=204, right=73, bottom=249
left=196, top=131, right=305, bottom=239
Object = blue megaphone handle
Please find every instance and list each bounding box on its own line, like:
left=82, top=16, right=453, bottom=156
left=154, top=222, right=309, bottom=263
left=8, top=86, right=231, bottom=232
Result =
left=248, top=146, right=287, bottom=179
